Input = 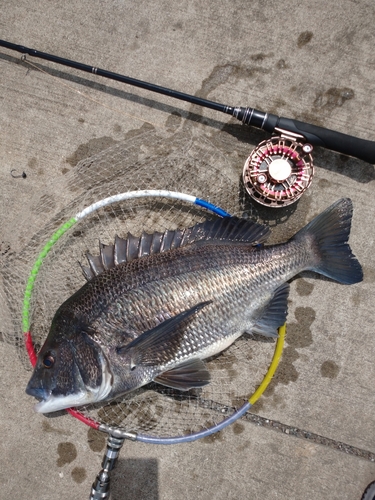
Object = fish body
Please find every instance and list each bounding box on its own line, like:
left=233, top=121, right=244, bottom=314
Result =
left=26, top=198, right=363, bottom=413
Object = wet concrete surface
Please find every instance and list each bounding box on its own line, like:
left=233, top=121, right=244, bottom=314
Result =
left=1, top=1, right=375, bottom=498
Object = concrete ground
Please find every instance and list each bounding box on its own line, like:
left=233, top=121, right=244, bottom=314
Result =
left=1, top=1, right=375, bottom=499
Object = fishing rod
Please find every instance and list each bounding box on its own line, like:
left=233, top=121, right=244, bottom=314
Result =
left=1, top=39, right=374, bottom=207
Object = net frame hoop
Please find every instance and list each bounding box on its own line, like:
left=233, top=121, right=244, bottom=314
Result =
left=22, top=189, right=285, bottom=440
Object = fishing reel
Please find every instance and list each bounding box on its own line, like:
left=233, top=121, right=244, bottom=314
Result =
left=243, top=129, right=314, bottom=208
left=3, top=40, right=374, bottom=205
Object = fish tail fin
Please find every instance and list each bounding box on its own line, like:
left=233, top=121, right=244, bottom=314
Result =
left=292, top=198, right=363, bottom=284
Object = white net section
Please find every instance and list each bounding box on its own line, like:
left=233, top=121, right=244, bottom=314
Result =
left=1, top=127, right=278, bottom=437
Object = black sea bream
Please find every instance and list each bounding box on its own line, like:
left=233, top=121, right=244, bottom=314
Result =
left=26, top=198, right=363, bottom=413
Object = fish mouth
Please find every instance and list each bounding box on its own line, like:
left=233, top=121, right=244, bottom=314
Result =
left=25, top=385, right=48, bottom=401
left=34, top=391, right=94, bottom=413
left=25, top=382, right=90, bottom=413
left=31, top=354, right=113, bottom=414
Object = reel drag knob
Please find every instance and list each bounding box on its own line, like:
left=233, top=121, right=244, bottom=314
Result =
left=242, top=136, right=314, bottom=208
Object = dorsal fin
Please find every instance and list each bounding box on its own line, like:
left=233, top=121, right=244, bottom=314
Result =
left=80, top=217, right=270, bottom=281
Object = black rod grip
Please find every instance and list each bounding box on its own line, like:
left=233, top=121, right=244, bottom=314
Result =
left=263, top=114, right=375, bottom=164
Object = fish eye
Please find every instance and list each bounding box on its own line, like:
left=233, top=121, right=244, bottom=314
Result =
left=42, top=354, right=55, bottom=369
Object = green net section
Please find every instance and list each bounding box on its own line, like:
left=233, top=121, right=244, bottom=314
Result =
left=22, top=218, right=78, bottom=332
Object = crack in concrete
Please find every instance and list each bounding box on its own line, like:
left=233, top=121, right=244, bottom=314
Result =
left=243, top=412, right=375, bottom=463
left=194, top=396, right=375, bottom=462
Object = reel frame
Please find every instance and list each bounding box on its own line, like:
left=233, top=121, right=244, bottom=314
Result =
left=243, top=129, right=314, bottom=208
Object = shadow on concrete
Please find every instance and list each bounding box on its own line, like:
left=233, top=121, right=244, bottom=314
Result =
left=109, top=457, right=159, bottom=500
left=1, top=51, right=373, bottom=185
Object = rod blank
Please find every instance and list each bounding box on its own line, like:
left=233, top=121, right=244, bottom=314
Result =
left=1, top=39, right=374, bottom=164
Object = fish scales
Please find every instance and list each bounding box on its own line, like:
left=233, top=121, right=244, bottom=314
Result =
left=47, top=243, right=312, bottom=389
left=26, top=199, right=363, bottom=413
left=76, top=244, right=290, bottom=344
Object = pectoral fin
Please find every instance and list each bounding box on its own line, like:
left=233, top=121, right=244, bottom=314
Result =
left=154, top=359, right=210, bottom=390
left=117, top=301, right=212, bottom=366
left=250, top=283, right=290, bottom=338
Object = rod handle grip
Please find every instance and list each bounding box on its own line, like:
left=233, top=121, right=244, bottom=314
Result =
left=264, top=114, right=375, bottom=164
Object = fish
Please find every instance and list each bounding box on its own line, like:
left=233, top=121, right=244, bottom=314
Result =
left=26, top=198, right=363, bottom=413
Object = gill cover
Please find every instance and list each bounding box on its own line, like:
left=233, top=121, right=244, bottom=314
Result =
left=26, top=328, right=110, bottom=413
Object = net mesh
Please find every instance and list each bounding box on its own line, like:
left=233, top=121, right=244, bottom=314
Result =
left=1, top=126, right=278, bottom=437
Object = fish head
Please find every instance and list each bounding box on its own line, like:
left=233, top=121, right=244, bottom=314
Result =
left=26, top=315, right=113, bottom=413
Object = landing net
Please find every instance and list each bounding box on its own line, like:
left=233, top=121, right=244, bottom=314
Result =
left=1, top=127, right=283, bottom=439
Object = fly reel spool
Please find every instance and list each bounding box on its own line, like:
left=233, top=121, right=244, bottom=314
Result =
left=243, top=131, right=314, bottom=208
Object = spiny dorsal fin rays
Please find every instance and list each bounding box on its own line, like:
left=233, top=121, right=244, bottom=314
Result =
left=139, top=231, right=153, bottom=258
left=114, top=234, right=127, bottom=265
left=80, top=244, right=116, bottom=280
left=80, top=217, right=270, bottom=281
left=79, top=262, right=94, bottom=281
left=127, top=232, right=141, bottom=261
left=150, top=231, right=164, bottom=254
left=80, top=253, right=105, bottom=280
left=100, top=242, right=115, bottom=269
